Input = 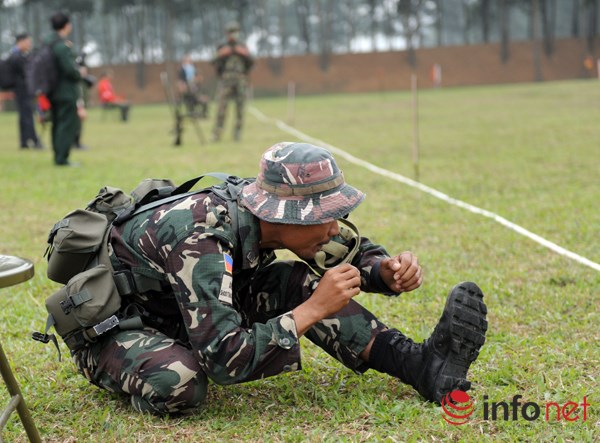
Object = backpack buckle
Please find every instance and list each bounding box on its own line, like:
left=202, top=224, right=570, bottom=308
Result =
left=92, top=315, right=119, bottom=336
left=60, top=297, right=75, bottom=314
left=32, top=331, right=50, bottom=343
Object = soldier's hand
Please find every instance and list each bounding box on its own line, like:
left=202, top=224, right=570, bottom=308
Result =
left=310, top=264, right=361, bottom=318
left=77, top=106, right=87, bottom=120
left=234, top=45, right=250, bottom=56
left=292, top=264, right=361, bottom=337
left=379, top=251, right=423, bottom=293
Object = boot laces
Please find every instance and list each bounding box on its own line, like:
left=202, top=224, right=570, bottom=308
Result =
left=390, top=332, right=423, bottom=355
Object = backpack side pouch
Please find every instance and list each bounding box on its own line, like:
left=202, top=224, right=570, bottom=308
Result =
left=64, top=264, right=121, bottom=327
left=45, top=286, right=79, bottom=337
left=47, top=209, right=108, bottom=284
left=45, top=265, right=122, bottom=354
left=46, top=265, right=121, bottom=336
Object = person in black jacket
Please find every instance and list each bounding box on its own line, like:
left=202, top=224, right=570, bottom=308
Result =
left=9, top=32, right=43, bottom=149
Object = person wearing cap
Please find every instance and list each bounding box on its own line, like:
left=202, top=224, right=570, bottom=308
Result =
left=211, top=21, right=254, bottom=142
left=72, top=142, right=487, bottom=415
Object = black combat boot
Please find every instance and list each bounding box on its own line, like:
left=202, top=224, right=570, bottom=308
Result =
left=369, top=282, right=488, bottom=404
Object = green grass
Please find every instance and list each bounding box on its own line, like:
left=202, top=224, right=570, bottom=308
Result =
left=0, top=79, right=598, bottom=442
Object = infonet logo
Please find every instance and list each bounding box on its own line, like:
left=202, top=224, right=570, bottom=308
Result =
left=441, top=390, right=475, bottom=425
left=441, top=391, right=590, bottom=425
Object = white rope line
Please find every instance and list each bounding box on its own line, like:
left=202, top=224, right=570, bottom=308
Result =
left=250, top=106, right=600, bottom=272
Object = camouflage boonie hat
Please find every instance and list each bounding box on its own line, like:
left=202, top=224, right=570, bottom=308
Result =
left=240, top=142, right=365, bottom=225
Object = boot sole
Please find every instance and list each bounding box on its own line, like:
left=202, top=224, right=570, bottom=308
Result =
left=433, top=281, right=488, bottom=401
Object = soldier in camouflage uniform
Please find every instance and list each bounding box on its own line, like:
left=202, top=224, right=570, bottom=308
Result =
left=211, top=21, right=253, bottom=142
left=73, top=142, right=488, bottom=415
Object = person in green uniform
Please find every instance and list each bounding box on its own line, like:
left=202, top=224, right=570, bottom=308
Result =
left=46, top=12, right=82, bottom=166
left=211, top=21, right=253, bottom=142
left=71, top=142, right=488, bottom=415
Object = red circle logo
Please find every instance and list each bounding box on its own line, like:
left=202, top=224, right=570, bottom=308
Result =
left=441, top=390, right=475, bottom=425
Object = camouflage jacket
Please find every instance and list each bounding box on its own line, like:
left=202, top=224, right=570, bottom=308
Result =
left=212, top=40, right=253, bottom=81
left=110, top=188, right=394, bottom=385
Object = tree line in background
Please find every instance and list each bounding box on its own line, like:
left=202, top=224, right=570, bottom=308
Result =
left=0, top=0, right=598, bottom=68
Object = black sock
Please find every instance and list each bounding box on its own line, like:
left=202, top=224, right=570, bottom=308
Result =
left=368, top=328, right=402, bottom=373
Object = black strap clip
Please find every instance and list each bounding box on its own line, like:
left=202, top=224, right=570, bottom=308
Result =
left=32, top=332, right=62, bottom=362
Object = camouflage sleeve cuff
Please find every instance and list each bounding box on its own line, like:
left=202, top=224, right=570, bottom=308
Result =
left=272, top=311, right=300, bottom=350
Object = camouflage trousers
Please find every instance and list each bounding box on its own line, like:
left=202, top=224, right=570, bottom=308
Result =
left=212, top=79, right=246, bottom=140
left=73, top=261, right=387, bottom=415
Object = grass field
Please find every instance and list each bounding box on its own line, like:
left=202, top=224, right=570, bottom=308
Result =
left=0, top=79, right=598, bottom=442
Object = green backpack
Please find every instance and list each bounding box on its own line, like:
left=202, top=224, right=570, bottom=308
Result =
left=33, top=173, right=249, bottom=360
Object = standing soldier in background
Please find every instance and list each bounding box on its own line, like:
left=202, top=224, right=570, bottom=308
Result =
left=46, top=12, right=82, bottom=166
left=8, top=32, right=43, bottom=149
left=211, top=21, right=253, bottom=142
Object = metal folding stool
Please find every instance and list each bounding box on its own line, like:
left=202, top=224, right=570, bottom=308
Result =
left=0, top=255, right=41, bottom=443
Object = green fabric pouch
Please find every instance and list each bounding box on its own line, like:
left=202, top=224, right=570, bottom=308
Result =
left=46, top=264, right=121, bottom=337
left=46, top=209, right=108, bottom=284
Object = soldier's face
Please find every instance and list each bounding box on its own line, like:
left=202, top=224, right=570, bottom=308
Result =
left=280, top=220, right=340, bottom=260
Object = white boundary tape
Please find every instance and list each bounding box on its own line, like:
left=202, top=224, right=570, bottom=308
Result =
left=250, top=106, right=600, bottom=272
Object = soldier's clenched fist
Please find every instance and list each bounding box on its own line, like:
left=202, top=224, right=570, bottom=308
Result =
left=292, top=263, right=361, bottom=336
left=379, top=251, right=423, bottom=293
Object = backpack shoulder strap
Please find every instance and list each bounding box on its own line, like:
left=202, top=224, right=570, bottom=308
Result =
left=172, top=172, right=232, bottom=195
left=115, top=173, right=241, bottom=226
left=211, top=175, right=254, bottom=240
left=133, top=172, right=231, bottom=207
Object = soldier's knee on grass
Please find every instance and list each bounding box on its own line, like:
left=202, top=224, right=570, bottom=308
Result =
left=131, top=368, right=209, bottom=415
